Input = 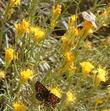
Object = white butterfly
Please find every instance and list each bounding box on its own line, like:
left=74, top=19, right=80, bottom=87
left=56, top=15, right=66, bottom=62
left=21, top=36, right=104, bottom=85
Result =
left=82, top=11, right=97, bottom=29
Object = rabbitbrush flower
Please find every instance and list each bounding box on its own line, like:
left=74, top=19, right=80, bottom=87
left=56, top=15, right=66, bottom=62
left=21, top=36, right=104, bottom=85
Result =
left=0, top=70, right=5, bottom=78
left=50, top=87, right=62, bottom=98
left=13, top=102, right=27, bottom=111
left=15, top=19, right=30, bottom=35
left=97, top=66, right=107, bottom=83
left=66, top=91, right=76, bottom=103
left=51, top=4, right=61, bottom=28
left=5, top=48, right=14, bottom=63
left=80, top=61, right=94, bottom=74
left=64, top=51, right=75, bottom=63
left=10, top=0, right=21, bottom=6
left=20, top=69, right=33, bottom=83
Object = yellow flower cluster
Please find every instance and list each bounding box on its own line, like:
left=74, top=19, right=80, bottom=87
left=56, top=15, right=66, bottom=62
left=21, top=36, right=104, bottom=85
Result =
left=97, top=67, right=107, bottom=82
left=13, top=102, right=27, bottom=111
left=60, top=15, right=78, bottom=52
left=0, top=70, right=5, bottom=78
left=61, top=36, right=74, bottom=52
left=66, top=91, right=76, bottom=103
left=5, top=48, right=14, bottom=63
left=64, top=51, right=75, bottom=63
left=15, top=19, right=30, bottom=35
left=15, top=20, right=45, bottom=42
left=20, top=69, right=33, bottom=83
left=94, top=66, right=107, bottom=86
left=30, top=26, right=45, bottom=42
left=10, top=0, right=21, bottom=6
left=61, top=51, right=76, bottom=75
left=80, top=62, right=107, bottom=86
left=68, top=15, right=77, bottom=27
left=51, top=4, right=62, bottom=28
left=68, top=15, right=77, bottom=32
left=60, top=15, right=77, bottom=74
left=80, top=61, right=94, bottom=74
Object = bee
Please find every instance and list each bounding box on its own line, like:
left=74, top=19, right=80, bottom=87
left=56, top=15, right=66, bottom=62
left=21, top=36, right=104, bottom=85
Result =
left=82, top=11, right=97, bottom=29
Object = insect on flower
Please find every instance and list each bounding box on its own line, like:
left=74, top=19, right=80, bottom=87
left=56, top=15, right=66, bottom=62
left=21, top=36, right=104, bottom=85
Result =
left=35, top=81, right=61, bottom=108
left=82, top=11, right=97, bottom=29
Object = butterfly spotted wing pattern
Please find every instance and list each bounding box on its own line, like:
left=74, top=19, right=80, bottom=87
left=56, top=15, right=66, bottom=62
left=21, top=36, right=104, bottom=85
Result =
left=35, top=81, right=49, bottom=101
left=48, top=93, right=60, bottom=107
left=35, top=81, right=60, bottom=107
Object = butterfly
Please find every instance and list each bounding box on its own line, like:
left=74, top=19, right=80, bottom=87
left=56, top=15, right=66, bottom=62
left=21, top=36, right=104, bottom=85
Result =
left=35, top=81, right=61, bottom=107
left=82, top=11, right=97, bottom=29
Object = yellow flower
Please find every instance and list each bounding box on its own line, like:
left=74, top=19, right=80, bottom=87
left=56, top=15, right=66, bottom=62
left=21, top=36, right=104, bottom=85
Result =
left=51, top=4, right=61, bottom=28
left=61, top=36, right=73, bottom=51
left=20, top=69, right=33, bottom=83
left=0, top=70, right=5, bottom=78
left=66, top=91, right=76, bottom=103
left=97, top=67, right=107, bottom=82
left=50, top=87, right=61, bottom=98
left=10, top=0, right=21, bottom=6
left=15, top=19, right=30, bottom=35
left=80, top=61, right=94, bottom=74
left=34, top=30, right=45, bottom=42
left=68, top=15, right=77, bottom=29
left=13, top=102, right=27, bottom=111
left=30, top=26, right=45, bottom=42
left=74, top=28, right=79, bottom=36
left=5, top=48, right=14, bottom=63
left=52, top=4, right=61, bottom=18
left=64, top=51, right=75, bottom=63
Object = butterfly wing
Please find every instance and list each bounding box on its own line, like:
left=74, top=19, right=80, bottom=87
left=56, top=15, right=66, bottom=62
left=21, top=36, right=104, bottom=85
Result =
left=82, top=11, right=92, bottom=21
left=48, top=93, right=61, bottom=107
left=35, top=81, right=61, bottom=107
left=35, top=81, right=49, bottom=101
